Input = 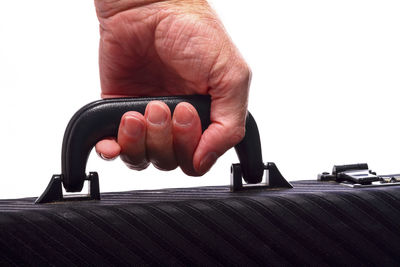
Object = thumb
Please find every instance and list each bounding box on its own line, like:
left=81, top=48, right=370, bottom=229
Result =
left=193, top=65, right=251, bottom=175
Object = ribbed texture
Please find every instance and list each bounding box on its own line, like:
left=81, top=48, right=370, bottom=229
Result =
left=1, top=180, right=400, bottom=266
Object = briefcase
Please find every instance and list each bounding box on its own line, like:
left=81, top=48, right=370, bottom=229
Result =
left=1, top=96, right=400, bottom=266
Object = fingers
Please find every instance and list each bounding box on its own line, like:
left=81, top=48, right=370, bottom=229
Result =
left=192, top=95, right=247, bottom=175
left=193, top=118, right=244, bottom=175
left=95, top=138, right=121, bottom=160
left=98, top=101, right=205, bottom=176
left=193, top=61, right=251, bottom=174
left=145, top=101, right=177, bottom=171
left=172, top=103, right=202, bottom=176
left=118, top=111, right=149, bottom=170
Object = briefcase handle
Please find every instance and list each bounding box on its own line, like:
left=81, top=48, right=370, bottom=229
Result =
left=61, top=95, right=264, bottom=192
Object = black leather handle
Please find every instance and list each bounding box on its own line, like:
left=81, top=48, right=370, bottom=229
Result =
left=62, top=95, right=264, bottom=192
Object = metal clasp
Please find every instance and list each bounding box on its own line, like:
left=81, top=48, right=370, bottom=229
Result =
left=318, top=163, right=400, bottom=188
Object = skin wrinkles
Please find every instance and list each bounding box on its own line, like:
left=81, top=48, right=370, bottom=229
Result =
left=154, top=15, right=216, bottom=91
left=94, top=0, right=250, bottom=175
left=95, top=0, right=171, bottom=20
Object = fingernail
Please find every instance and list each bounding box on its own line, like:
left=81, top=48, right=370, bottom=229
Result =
left=199, top=152, right=218, bottom=173
left=123, top=114, right=144, bottom=137
left=175, top=105, right=194, bottom=126
left=147, top=103, right=168, bottom=125
left=98, top=152, right=114, bottom=161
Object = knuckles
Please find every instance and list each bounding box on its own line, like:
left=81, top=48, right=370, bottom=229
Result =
left=121, top=157, right=151, bottom=171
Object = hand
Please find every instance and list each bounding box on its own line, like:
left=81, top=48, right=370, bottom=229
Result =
left=94, top=0, right=250, bottom=176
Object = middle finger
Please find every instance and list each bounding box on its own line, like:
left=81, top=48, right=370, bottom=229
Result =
left=145, top=101, right=177, bottom=171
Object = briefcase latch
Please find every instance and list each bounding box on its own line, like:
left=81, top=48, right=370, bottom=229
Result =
left=318, top=163, right=400, bottom=188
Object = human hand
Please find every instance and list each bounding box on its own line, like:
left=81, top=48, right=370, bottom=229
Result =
left=94, top=0, right=251, bottom=176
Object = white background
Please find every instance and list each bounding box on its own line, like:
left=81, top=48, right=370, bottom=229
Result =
left=0, top=1, right=399, bottom=198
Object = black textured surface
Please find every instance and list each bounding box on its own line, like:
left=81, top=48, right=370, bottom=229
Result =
left=1, top=180, right=400, bottom=266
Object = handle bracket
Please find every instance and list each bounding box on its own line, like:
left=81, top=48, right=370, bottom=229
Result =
left=35, top=172, right=100, bottom=204
left=231, top=162, right=292, bottom=192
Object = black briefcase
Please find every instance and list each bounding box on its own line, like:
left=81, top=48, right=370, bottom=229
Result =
left=1, top=96, right=400, bottom=266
